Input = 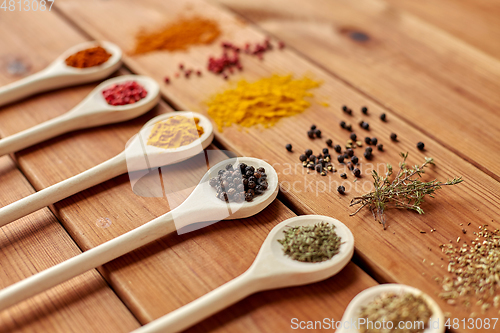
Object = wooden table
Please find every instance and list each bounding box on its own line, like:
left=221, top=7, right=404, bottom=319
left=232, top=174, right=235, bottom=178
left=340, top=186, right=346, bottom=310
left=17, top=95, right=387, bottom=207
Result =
left=0, top=0, right=498, bottom=332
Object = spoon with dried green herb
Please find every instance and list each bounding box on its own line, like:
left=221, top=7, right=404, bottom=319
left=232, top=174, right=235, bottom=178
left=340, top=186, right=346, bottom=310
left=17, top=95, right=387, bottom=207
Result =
left=129, top=215, right=354, bottom=333
left=350, top=152, right=463, bottom=229
left=338, top=284, right=444, bottom=333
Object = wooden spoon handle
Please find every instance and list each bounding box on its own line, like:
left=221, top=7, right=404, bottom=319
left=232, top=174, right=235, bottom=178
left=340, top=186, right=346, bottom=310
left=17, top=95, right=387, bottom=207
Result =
left=0, top=152, right=127, bottom=228
left=132, top=273, right=258, bottom=333
left=0, top=210, right=177, bottom=312
left=0, top=113, right=78, bottom=156
left=0, top=67, right=62, bottom=107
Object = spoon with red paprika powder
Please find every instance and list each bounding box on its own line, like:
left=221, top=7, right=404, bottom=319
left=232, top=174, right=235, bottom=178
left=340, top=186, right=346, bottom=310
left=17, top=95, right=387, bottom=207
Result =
left=0, top=75, right=159, bottom=157
left=0, top=41, right=122, bottom=107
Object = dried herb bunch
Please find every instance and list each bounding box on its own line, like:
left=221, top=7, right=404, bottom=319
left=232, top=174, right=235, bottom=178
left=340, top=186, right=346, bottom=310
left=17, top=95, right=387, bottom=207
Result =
left=278, top=222, right=342, bottom=262
left=438, top=225, right=500, bottom=314
left=350, top=152, right=463, bottom=229
left=359, top=292, right=432, bottom=333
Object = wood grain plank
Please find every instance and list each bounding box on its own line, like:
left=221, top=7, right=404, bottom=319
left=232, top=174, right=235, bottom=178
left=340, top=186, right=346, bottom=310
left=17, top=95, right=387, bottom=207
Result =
left=0, top=9, right=377, bottom=332
left=0, top=156, right=140, bottom=333
left=52, top=0, right=500, bottom=325
left=382, top=0, right=500, bottom=59
left=210, top=0, right=500, bottom=181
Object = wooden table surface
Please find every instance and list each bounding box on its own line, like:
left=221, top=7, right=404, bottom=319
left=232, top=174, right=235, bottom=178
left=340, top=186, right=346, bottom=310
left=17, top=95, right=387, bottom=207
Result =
left=0, top=0, right=498, bottom=332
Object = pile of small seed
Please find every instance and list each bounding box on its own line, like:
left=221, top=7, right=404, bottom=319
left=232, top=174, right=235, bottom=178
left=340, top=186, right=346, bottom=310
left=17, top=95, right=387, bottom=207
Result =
left=209, top=163, right=269, bottom=202
left=278, top=222, right=342, bottom=262
left=438, top=225, right=500, bottom=314
left=299, top=147, right=334, bottom=176
left=359, top=292, right=433, bottom=333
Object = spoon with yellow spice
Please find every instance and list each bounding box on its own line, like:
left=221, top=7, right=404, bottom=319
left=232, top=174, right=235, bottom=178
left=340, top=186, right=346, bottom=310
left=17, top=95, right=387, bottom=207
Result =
left=0, top=111, right=214, bottom=228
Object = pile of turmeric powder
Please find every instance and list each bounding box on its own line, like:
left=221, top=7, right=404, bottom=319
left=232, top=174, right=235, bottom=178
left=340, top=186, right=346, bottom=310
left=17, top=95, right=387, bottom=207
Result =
left=147, top=115, right=204, bottom=149
left=133, top=17, right=221, bottom=54
left=206, top=74, right=321, bottom=131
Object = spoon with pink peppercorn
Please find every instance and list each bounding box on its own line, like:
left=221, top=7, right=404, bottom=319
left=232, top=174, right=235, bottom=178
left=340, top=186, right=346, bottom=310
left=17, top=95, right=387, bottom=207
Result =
left=0, top=74, right=160, bottom=157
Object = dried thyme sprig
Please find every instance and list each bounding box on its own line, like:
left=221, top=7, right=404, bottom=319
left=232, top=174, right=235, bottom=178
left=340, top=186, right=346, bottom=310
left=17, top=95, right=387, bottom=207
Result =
left=278, top=222, right=342, bottom=262
left=350, top=152, right=463, bottom=229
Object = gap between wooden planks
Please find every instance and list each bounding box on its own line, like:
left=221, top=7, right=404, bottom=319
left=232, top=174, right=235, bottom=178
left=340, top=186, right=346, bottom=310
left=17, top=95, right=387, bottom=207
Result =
left=0, top=9, right=378, bottom=333
left=212, top=0, right=500, bottom=182
left=0, top=155, right=140, bottom=333
left=52, top=0, right=500, bottom=326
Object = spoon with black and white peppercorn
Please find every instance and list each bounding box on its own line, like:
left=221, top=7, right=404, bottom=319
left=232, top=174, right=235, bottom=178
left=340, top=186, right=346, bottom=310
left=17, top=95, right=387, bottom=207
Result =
left=0, top=157, right=279, bottom=312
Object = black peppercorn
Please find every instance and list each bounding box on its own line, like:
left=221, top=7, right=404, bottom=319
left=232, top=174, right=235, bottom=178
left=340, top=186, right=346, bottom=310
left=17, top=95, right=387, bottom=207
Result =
left=364, top=151, right=372, bottom=159
left=340, top=120, right=346, bottom=128
left=342, top=105, right=348, bottom=112
left=365, top=147, right=373, bottom=153
left=307, top=130, right=315, bottom=138
left=346, top=124, right=352, bottom=131
left=350, top=133, right=357, bottom=141
left=299, top=154, right=307, bottom=162
left=326, top=139, right=333, bottom=147
left=346, top=148, right=354, bottom=157
left=337, top=155, right=345, bottom=163
left=334, top=144, right=342, bottom=153
left=308, top=163, right=315, bottom=170
left=347, top=162, right=354, bottom=171
left=362, top=122, right=369, bottom=130
left=390, top=133, right=398, bottom=141
left=225, top=164, right=233, bottom=171
left=239, top=163, right=247, bottom=171
left=351, top=156, right=359, bottom=164
left=337, top=186, right=346, bottom=194
left=322, top=148, right=329, bottom=155
left=315, top=164, right=322, bottom=172
left=248, top=181, right=256, bottom=189
left=353, top=168, right=361, bottom=177
left=361, top=106, right=368, bottom=114
left=315, top=129, right=322, bottom=138
left=305, top=149, right=313, bottom=157
left=309, top=155, right=316, bottom=162
left=209, top=178, right=218, bottom=187
left=285, top=143, right=292, bottom=152
left=377, top=144, right=384, bottom=151
left=245, top=192, right=253, bottom=202
left=417, top=142, right=425, bottom=150
left=248, top=176, right=256, bottom=183
left=364, top=137, right=371, bottom=145
left=340, top=173, right=347, bottom=179
left=323, top=153, right=331, bottom=160
left=380, top=113, right=386, bottom=121
left=257, top=167, right=265, bottom=173
left=218, top=169, right=225, bottom=176
left=346, top=108, right=352, bottom=115
left=310, top=124, right=316, bottom=130
left=371, top=137, right=378, bottom=145
left=246, top=170, right=253, bottom=178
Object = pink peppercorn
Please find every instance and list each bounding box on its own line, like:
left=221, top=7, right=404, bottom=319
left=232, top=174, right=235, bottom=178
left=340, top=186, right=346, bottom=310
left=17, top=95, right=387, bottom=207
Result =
left=102, top=81, right=147, bottom=106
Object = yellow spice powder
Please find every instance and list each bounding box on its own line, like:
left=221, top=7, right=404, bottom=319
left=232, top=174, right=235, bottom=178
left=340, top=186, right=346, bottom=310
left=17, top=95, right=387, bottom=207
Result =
left=206, top=74, right=321, bottom=132
left=147, top=115, right=204, bottom=149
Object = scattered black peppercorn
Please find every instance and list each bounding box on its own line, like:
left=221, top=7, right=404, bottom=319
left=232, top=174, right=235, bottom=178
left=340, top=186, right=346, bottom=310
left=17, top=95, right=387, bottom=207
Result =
left=299, top=154, right=307, bottom=162
left=326, top=139, right=333, bottom=147
left=361, top=106, right=368, bottom=114
left=371, top=137, right=378, bottom=145
left=377, top=144, right=384, bottom=151
left=285, top=143, right=292, bottom=152
left=315, top=164, right=322, bottom=172
left=322, top=148, right=329, bottom=154
left=365, top=147, right=373, bottom=153
left=340, top=120, right=346, bottom=128
left=309, top=155, right=316, bottom=162
left=364, top=137, right=371, bottom=145
left=315, top=129, right=322, bottom=138
left=380, top=113, right=386, bottom=121
left=346, top=148, right=354, bottom=157
left=353, top=168, right=361, bottom=177
left=310, top=124, right=316, bottom=130
left=347, top=162, right=354, bottom=171
left=345, top=124, right=352, bottom=131
left=305, top=149, right=313, bottom=157
left=307, top=130, right=315, bottom=139
left=417, top=142, right=425, bottom=150
left=361, top=122, right=369, bottom=130
left=390, top=133, right=398, bottom=141
left=337, top=185, right=346, bottom=194
left=364, top=151, right=372, bottom=159
left=337, top=155, right=345, bottom=163
left=342, top=105, right=348, bottom=112
left=351, top=156, right=359, bottom=164
left=350, top=133, right=357, bottom=141
left=340, top=173, right=347, bottom=179
left=334, top=144, right=342, bottom=153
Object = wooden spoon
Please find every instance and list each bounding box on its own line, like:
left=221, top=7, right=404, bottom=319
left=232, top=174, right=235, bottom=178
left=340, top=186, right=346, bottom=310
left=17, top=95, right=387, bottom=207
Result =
left=0, top=41, right=122, bottom=107
left=0, top=111, right=214, bottom=228
left=336, top=284, right=445, bottom=333
left=0, top=157, right=279, bottom=312
left=130, top=215, right=354, bottom=333
left=0, top=74, right=160, bottom=156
